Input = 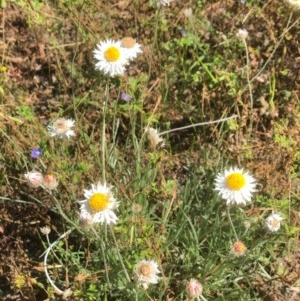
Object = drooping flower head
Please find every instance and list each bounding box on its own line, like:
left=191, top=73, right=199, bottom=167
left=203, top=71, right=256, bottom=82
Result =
left=93, top=39, right=128, bottom=77
left=186, top=278, right=203, bottom=299
left=135, top=259, right=160, bottom=289
left=157, top=0, right=174, bottom=7
left=286, top=0, right=300, bottom=9
left=231, top=241, right=247, bottom=257
left=265, top=213, right=284, bottom=232
left=144, top=127, right=165, bottom=150
left=183, top=8, right=193, bottom=18
left=40, top=226, right=51, bottom=235
left=24, top=171, right=43, bottom=188
left=80, top=182, right=119, bottom=225
left=120, top=37, right=142, bottom=61
left=42, top=174, right=59, bottom=190
left=48, top=118, right=75, bottom=139
left=214, top=167, right=257, bottom=205
left=236, top=28, right=249, bottom=41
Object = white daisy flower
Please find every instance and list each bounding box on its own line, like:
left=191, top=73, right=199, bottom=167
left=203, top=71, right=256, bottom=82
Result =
left=120, top=37, right=142, bottom=61
left=80, top=182, right=119, bottom=225
left=135, top=259, right=160, bottom=289
left=48, top=118, right=75, bottom=139
left=93, top=39, right=128, bottom=77
left=157, top=0, right=174, bottom=7
left=286, top=0, right=300, bottom=9
left=214, top=167, right=257, bottom=205
left=265, top=213, right=284, bottom=232
left=144, top=127, right=165, bottom=150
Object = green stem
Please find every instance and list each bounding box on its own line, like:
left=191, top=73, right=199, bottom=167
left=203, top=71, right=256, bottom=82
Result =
left=102, top=80, right=109, bottom=182
left=227, top=207, right=239, bottom=241
left=91, top=227, right=110, bottom=285
left=242, top=37, right=254, bottom=134
left=198, top=58, right=218, bottom=84
left=109, top=225, right=131, bottom=283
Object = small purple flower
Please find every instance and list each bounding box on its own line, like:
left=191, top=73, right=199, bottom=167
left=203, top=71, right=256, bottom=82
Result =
left=121, top=92, right=132, bottom=102
left=31, top=148, right=42, bottom=159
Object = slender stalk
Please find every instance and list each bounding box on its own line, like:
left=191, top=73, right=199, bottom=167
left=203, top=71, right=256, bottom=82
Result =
left=227, top=207, right=239, bottom=241
left=102, top=80, right=109, bottom=182
left=109, top=225, right=131, bottom=283
left=198, top=58, right=218, bottom=84
left=159, top=115, right=238, bottom=136
left=248, top=12, right=295, bottom=86
left=199, top=295, right=209, bottom=301
left=241, top=36, right=254, bottom=132
left=49, top=192, right=84, bottom=234
left=91, top=227, right=110, bottom=285
left=43, top=228, right=74, bottom=295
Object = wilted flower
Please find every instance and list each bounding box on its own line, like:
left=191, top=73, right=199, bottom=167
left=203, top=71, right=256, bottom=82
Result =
left=231, top=241, right=247, bottom=256
left=62, top=288, right=73, bottom=299
left=80, top=182, right=119, bottom=225
left=186, top=278, right=203, bottom=298
left=135, top=259, right=160, bottom=289
left=236, top=29, right=249, bottom=41
left=42, top=174, right=59, bottom=190
left=31, top=147, right=42, bottom=159
left=157, top=0, right=174, bottom=7
left=24, top=171, right=43, bottom=188
left=120, top=37, right=142, bottom=61
left=144, top=127, right=165, bottom=150
left=265, top=213, right=284, bottom=232
left=121, top=92, right=132, bottom=102
left=214, top=167, right=257, bottom=205
left=132, top=203, right=142, bottom=214
left=40, top=226, right=51, bottom=235
left=184, top=8, right=193, bottom=18
left=48, top=118, right=75, bottom=139
left=286, top=0, right=300, bottom=9
left=93, top=39, right=128, bottom=77
left=79, top=210, right=93, bottom=227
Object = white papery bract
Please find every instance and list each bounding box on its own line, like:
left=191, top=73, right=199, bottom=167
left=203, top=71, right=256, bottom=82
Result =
left=48, top=118, right=75, bottom=139
left=93, top=39, right=128, bottom=77
left=265, top=213, right=284, bottom=232
left=80, top=182, right=119, bottom=225
left=157, top=0, right=174, bottom=7
left=120, top=37, right=142, bottom=61
left=135, top=259, right=160, bottom=289
left=214, top=167, right=257, bottom=205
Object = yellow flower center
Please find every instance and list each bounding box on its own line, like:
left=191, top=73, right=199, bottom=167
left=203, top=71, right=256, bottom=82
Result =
left=89, top=193, right=109, bottom=212
left=104, top=46, right=121, bottom=62
left=226, top=173, right=246, bottom=190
